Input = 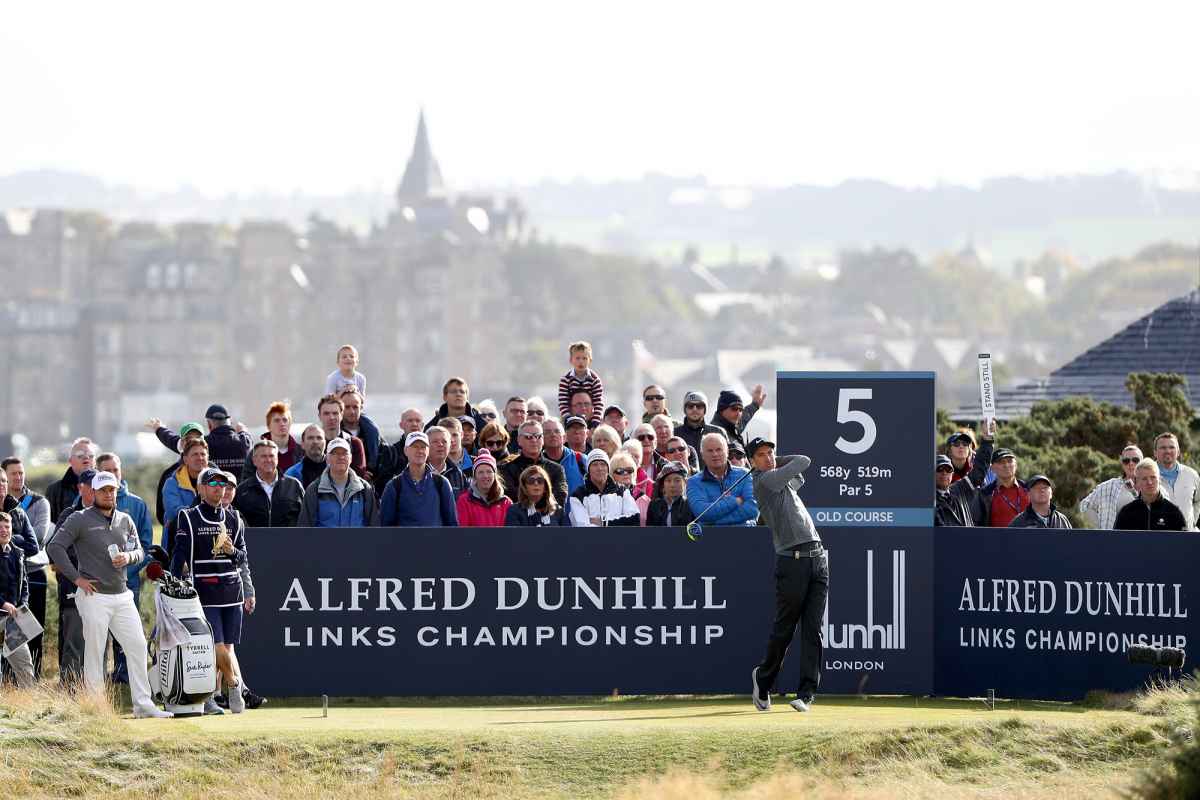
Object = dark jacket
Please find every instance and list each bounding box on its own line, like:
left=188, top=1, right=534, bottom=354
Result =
left=234, top=472, right=305, bottom=528
left=285, top=457, right=327, bottom=491
left=1114, top=494, right=1189, bottom=531
left=674, top=419, right=725, bottom=456
left=424, top=402, right=488, bottom=435
left=45, top=466, right=81, bottom=524
left=380, top=465, right=458, bottom=527
left=504, top=503, right=572, bottom=527
left=47, top=501, right=83, bottom=608
left=0, top=540, right=29, bottom=609
left=500, top=454, right=569, bottom=506
left=169, top=502, right=247, bottom=607
left=344, top=414, right=384, bottom=473
left=154, top=460, right=179, bottom=525
left=645, top=496, right=695, bottom=527
left=297, top=469, right=381, bottom=528
left=936, top=439, right=992, bottom=527
left=1008, top=505, right=1073, bottom=529
left=239, top=433, right=303, bottom=480
left=971, top=477, right=1030, bottom=527
left=434, top=460, right=468, bottom=496
left=709, top=402, right=760, bottom=449
left=156, top=423, right=253, bottom=482
left=1, top=497, right=38, bottom=563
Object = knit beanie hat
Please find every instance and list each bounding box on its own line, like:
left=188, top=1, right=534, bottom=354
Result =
left=586, top=448, right=610, bottom=467
left=716, top=389, right=743, bottom=412
left=473, top=450, right=497, bottom=472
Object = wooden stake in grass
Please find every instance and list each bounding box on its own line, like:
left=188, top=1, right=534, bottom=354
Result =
left=322, top=694, right=328, bottom=718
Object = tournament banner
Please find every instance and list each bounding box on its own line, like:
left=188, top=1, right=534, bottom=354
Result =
left=776, top=371, right=935, bottom=526
left=933, top=527, right=1200, bottom=701
left=818, top=526, right=933, bottom=694
left=239, top=526, right=775, bottom=696
left=238, top=526, right=933, bottom=697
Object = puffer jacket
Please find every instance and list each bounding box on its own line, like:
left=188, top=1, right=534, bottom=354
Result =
left=567, top=478, right=640, bottom=527
left=297, top=469, right=380, bottom=528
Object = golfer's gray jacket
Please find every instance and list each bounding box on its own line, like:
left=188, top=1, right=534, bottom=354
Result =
left=752, top=455, right=821, bottom=554
left=47, top=506, right=143, bottom=595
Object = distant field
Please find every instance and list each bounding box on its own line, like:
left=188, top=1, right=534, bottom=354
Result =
left=2, top=688, right=1189, bottom=798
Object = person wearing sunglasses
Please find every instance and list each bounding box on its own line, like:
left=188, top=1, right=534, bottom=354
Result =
left=477, top=422, right=516, bottom=468
left=1078, top=444, right=1144, bottom=529
left=169, top=467, right=248, bottom=714
left=500, top=420, right=569, bottom=506
left=711, top=386, right=767, bottom=451
left=567, top=450, right=640, bottom=528
left=641, top=385, right=670, bottom=424
left=674, top=391, right=725, bottom=458
left=505, top=465, right=570, bottom=526
left=609, top=452, right=650, bottom=525
left=629, top=423, right=659, bottom=481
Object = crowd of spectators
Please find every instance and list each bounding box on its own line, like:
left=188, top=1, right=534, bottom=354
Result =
left=935, top=422, right=1199, bottom=531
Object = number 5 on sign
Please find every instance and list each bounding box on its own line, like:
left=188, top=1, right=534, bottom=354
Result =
left=835, top=388, right=876, bottom=454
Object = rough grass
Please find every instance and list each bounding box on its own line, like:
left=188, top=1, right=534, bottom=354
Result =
left=0, top=685, right=1192, bottom=799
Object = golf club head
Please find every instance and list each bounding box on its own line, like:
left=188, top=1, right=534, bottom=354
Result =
left=685, top=521, right=703, bottom=541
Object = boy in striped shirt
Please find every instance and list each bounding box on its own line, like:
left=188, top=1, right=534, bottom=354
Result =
left=557, top=341, right=604, bottom=425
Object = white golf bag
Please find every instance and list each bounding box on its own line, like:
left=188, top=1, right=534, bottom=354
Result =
left=150, top=590, right=217, bottom=716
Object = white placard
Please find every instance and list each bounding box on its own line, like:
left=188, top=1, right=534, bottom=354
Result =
left=977, top=353, right=995, bottom=419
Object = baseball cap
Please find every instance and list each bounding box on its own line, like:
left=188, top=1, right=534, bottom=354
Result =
left=405, top=431, right=430, bottom=448
left=204, top=404, right=230, bottom=421
left=457, top=415, right=476, bottom=430
left=326, top=437, right=352, bottom=454
left=991, top=448, right=1016, bottom=463
left=78, top=468, right=98, bottom=487
left=563, top=415, right=587, bottom=430
left=947, top=431, right=975, bottom=447
left=603, top=404, right=626, bottom=418
left=1027, top=474, right=1054, bottom=489
left=91, top=471, right=120, bottom=491
left=745, top=437, right=775, bottom=458
left=197, top=467, right=233, bottom=487
left=683, top=391, right=709, bottom=408
left=935, top=454, right=953, bottom=469
left=657, top=461, right=688, bottom=481
left=179, top=422, right=205, bottom=438
left=728, top=441, right=746, bottom=458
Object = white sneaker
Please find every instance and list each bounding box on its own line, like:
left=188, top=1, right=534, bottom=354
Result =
left=228, top=681, right=246, bottom=714
left=789, top=698, right=810, bottom=713
left=752, top=667, right=770, bottom=711
left=133, top=706, right=173, bottom=719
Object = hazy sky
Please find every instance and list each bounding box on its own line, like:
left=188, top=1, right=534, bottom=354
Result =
left=4, top=2, right=1199, bottom=194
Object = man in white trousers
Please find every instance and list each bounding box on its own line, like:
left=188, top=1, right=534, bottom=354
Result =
left=47, top=472, right=171, bottom=718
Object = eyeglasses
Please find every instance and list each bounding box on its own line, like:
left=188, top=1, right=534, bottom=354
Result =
left=935, top=466, right=953, bottom=473
left=643, top=394, right=664, bottom=401
left=485, top=439, right=506, bottom=448
left=521, top=433, right=543, bottom=440
left=481, top=413, right=497, bottom=420
left=527, top=410, right=546, bottom=418
left=203, top=480, right=229, bottom=487
left=1121, top=457, right=1140, bottom=464
left=523, top=477, right=545, bottom=485
left=636, top=434, right=655, bottom=442
left=727, top=405, right=744, bottom=412
left=613, top=468, right=635, bottom=476
left=667, top=446, right=687, bottom=454
left=684, top=403, right=705, bottom=410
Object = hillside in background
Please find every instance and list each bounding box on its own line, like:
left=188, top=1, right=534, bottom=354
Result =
left=3, top=169, right=1199, bottom=270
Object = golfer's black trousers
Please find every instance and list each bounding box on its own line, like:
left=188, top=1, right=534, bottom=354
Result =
left=755, top=546, right=829, bottom=698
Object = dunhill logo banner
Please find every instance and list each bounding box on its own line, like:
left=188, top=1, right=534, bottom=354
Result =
left=824, top=549, right=906, bottom=650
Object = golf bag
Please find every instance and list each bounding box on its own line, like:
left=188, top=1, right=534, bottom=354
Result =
left=150, top=587, right=217, bottom=716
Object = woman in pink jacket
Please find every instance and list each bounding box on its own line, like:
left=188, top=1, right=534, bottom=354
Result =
left=455, top=450, right=512, bottom=527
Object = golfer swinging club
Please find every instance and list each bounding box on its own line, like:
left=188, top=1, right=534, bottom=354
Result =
left=747, top=437, right=826, bottom=713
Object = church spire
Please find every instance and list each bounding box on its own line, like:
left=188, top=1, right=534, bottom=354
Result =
left=396, top=110, right=446, bottom=205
